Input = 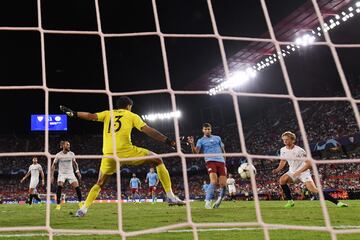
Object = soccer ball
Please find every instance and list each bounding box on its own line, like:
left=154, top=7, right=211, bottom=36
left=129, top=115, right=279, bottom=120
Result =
left=237, top=163, right=257, bottom=179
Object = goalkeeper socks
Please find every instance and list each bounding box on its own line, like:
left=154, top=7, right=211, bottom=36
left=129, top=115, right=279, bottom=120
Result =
left=56, top=186, right=63, bottom=205
left=323, top=191, right=339, bottom=205
left=75, top=186, right=82, bottom=202
left=281, top=184, right=293, bottom=200
left=156, top=163, right=172, bottom=193
left=205, top=183, right=215, bottom=201
left=85, top=184, right=101, bottom=208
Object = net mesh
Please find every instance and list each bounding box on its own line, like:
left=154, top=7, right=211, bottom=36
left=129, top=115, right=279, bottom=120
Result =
left=0, top=0, right=360, bottom=239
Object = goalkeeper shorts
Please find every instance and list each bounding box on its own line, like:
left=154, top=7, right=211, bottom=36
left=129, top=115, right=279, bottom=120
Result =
left=100, top=146, right=150, bottom=175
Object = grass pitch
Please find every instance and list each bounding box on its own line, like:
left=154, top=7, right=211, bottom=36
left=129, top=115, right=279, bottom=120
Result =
left=0, top=200, right=359, bottom=240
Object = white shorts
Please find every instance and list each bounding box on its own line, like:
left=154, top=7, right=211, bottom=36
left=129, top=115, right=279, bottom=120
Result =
left=58, top=173, right=78, bottom=184
left=29, top=179, right=39, bottom=189
left=228, top=185, right=236, bottom=194
left=286, top=170, right=313, bottom=183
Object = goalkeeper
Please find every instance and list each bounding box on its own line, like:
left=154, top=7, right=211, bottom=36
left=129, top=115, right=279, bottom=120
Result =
left=60, top=96, right=185, bottom=217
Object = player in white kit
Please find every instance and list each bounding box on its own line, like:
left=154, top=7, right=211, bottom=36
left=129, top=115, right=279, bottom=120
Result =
left=226, top=174, right=237, bottom=201
left=20, top=157, right=44, bottom=205
left=272, top=131, right=348, bottom=208
left=51, top=141, right=82, bottom=210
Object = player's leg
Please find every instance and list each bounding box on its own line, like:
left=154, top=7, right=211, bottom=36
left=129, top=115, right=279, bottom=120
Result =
left=205, top=171, right=218, bottom=209
left=27, top=188, right=35, bottom=205
left=280, top=173, right=294, bottom=208
left=86, top=170, right=111, bottom=207
left=152, top=187, right=157, bottom=203
left=304, top=180, right=348, bottom=207
left=76, top=170, right=111, bottom=217
left=70, top=180, right=83, bottom=207
left=56, top=181, right=64, bottom=210
left=32, top=190, right=42, bottom=203
left=144, top=152, right=183, bottom=205
left=212, top=163, right=227, bottom=208
left=136, top=189, right=141, bottom=203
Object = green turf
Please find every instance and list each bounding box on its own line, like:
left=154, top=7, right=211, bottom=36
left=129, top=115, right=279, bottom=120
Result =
left=0, top=200, right=359, bottom=240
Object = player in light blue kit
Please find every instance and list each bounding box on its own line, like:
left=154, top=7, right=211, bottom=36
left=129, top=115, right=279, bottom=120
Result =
left=202, top=180, right=209, bottom=199
left=188, top=123, right=227, bottom=209
left=145, top=167, right=159, bottom=203
left=129, top=173, right=141, bottom=203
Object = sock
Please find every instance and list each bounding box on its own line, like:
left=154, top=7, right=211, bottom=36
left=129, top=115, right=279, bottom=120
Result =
left=205, top=183, right=215, bottom=201
left=75, top=187, right=82, bottom=202
left=56, top=186, right=63, bottom=205
left=281, top=184, right=293, bottom=200
left=323, top=191, right=339, bottom=205
left=156, top=164, right=172, bottom=193
left=85, top=184, right=101, bottom=208
left=29, top=194, right=34, bottom=205
left=152, top=195, right=155, bottom=202
left=219, top=187, right=226, bottom=199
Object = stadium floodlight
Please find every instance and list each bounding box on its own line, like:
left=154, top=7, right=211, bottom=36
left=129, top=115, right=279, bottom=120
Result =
left=141, top=111, right=181, bottom=122
left=208, top=1, right=359, bottom=95
left=295, top=34, right=315, bottom=46
left=208, top=69, right=257, bottom=95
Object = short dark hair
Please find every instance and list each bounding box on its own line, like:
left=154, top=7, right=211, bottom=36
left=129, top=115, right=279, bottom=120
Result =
left=116, top=96, right=133, bottom=109
left=202, top=123, right=212, bottom=128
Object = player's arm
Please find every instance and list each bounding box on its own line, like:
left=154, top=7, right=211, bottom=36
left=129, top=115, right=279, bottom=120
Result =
left=59, top=105, right=98, bottom=121
left=187, top=136, right=200, bottom=154
left=145, top=174, right=148, bottom=184
left=20, top=170, right=31, bottom=183
left=272, top=160, right=287, bottom=174
left=138, top=179, right=141, bottom=188
left=72, top=159, right=81, bottom=180
left=51, top=158, right=58, bottom=184
left=141, top=125, right=175, bottom=147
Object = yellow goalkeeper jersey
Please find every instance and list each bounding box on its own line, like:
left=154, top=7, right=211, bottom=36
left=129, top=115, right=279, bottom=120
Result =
left=95, top=109, right=147, bottom=154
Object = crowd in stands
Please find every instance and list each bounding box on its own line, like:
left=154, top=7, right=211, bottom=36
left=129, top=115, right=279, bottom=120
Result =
left=0, top=80, right=360, bottom=202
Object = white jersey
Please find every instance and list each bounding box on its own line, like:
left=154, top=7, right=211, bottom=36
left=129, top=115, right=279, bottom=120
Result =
left=226, top=178, right=236, bottom=187
left=54, top=151, right=75, bottom=175
left=280, top=145, right=308, bottom=173
left=29, top=164, right=43, bottom=181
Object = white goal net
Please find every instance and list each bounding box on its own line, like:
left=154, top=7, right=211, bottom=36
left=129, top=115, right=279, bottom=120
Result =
left=0, top=0, right=360, bottom=240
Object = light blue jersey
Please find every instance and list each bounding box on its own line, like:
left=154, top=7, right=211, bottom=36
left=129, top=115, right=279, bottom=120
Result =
left=196, top=135, right=225, bottom=162
left=146, top=172, right=158, bottom=187
left=130, top=177, right=140, bottom=188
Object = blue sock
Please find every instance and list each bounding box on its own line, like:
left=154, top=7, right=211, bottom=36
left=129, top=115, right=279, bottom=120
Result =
left=152, top=195, right=155, bottom=202
left=206, top=184, right=215, bottom=201
left=219, top=187, right=226, bottom=199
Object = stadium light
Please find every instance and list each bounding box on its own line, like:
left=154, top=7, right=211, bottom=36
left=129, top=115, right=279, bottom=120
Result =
left=208, top=1, right=359, bottom=96
left=208, top=69, right=257, bottom=95
left=141, top=111, right=181, bottom=122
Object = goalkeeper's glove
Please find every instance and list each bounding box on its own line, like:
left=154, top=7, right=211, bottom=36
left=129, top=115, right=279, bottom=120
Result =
left=60, top=105, right=77, bottom=117
left=165, top=138, right=176, bottom=148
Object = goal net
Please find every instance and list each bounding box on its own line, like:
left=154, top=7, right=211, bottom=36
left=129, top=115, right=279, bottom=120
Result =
left=0, top=0, right=359, bottom=239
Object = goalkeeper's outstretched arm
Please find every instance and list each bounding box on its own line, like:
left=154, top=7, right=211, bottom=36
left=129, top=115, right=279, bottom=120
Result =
left=141, top=125, right=175, bottom=148
left=60, top=105, right=98, bottom=121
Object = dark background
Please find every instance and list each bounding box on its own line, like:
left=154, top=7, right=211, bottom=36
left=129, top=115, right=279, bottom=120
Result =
left=0, top=0, right=359, bottom=135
